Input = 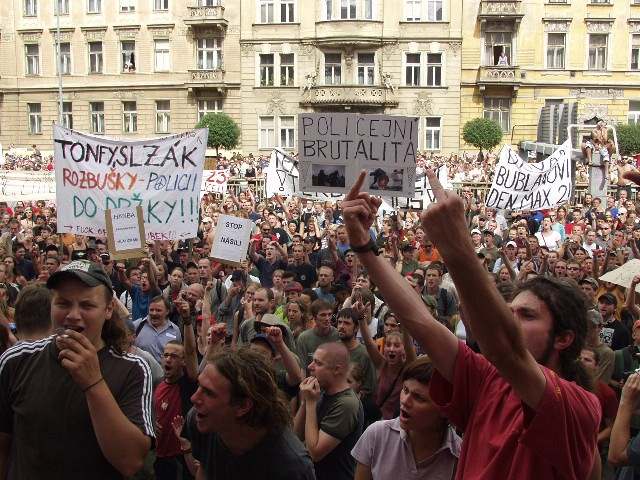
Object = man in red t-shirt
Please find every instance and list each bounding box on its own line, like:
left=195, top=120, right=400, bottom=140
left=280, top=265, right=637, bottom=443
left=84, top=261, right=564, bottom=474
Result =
left=343, top=171, right=601, bottom=480
left=153, top=297, right=199, bottom=480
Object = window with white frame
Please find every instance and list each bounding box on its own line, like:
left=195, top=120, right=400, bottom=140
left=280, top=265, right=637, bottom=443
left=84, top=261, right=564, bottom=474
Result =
left=325, top=0, right=332, bottom=19
left=426, top=53, right=442, bottom=86
left=123, top=101, right=137, bottom=133
left=28, top=104, right=42, bottom=135
left=121, top=41, right=136, bottom=72
left=281, top=0, right=295, bottom=22
left=405, top=0, right=420, bottom=20
left=260, top=0, right=274, bottom=23
left=24, top=0, right=37, bottom=16
left=424, top=117, right=441, bottom=150
left=546, top=33, right=565, bottom=69
left=405, top=0, right=441, bottom=21
left=156, top=100, right=171, bottom=133
left=363, top=0, right=373, bottom=19
left=260, top=54, right=275, bottom=86
left=280, top=54, right=295, bottom=86
left=197, top=99, right=221, bottom=121
left=357, top=53, right=375, bottom=85
left=484, top=31, right=512, bottom=66
left=324, top=53, right=342, bottom=85
left=155, top=39, right=170, bottom=71
left=200, top=0, right=221, bottom=5
left=120, top=0, right=135, bottom=12
left=259, top=116, right=276, bottom=148
left=197, top=37, right=223, bottom=69
left=155, top=0, right=169, bottom=10
left=279, top=116, right=295, bottom=148
left=87, top=0, right=101, bottom=13
left=632, top=34, right=640, bottom=71
left=547, top=0, right=567, bottom=3
left=55, top=0, right=69, bottom=14
left=629, top=101, right=640, bottom=124
left=90, top=102, right=105, bottom=134
left=341, top=0, right=357, bottom=19
left=25, top=44, right=40, bottom=75
left=483, top=97, right=511, bottom=132
left=61, top=102, right=73, bottom=129
left=89, top=42, right=103, bottom=73
left=405, top=53, right=421, bottom=86
left=57, top=42, right=71, bottom=74
left=588, top=34, right=608, bottom=71
left=427, top=0, right=442, bottom=21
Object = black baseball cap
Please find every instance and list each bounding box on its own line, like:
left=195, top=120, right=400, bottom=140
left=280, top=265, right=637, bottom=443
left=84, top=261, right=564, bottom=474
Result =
left=598, top=292, right=617, bottom=305
left=47, top=260, right=113, bottom=291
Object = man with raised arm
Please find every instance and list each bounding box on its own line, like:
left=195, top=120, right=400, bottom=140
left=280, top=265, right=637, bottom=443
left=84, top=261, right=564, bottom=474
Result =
left=341, top=170, right=601, bottom=479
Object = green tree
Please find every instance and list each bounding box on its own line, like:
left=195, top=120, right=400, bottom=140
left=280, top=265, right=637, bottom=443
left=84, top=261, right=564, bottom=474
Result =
left=616, top=123, right=640, bottom=156
left=462, top=117, right=503, bottom=161
left=196, top=112, right=240, bottom=157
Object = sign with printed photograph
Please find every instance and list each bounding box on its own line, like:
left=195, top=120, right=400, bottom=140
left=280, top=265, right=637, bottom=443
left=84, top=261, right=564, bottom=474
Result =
left=297, top=114, right=419, bottom=197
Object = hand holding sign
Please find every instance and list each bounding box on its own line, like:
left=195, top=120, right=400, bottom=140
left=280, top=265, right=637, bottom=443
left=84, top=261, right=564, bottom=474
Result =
left=342, top=171, right=382, bottom=248
left=420, top=169, right=470, bottom=258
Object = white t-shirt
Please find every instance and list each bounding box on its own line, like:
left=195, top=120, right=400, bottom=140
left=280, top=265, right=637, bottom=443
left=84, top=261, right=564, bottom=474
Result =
left=535, top=230, right=562, bottom=251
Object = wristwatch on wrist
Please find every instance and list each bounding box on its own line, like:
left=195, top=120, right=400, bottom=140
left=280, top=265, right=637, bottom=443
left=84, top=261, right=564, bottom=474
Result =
left=350, top=238, right=380, bottom=256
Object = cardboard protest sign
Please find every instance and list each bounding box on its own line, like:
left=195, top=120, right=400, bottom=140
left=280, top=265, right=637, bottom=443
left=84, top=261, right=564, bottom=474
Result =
left=598, top=259, right=640, bottom=293
left=485, top=140, right=572, bottom=211
left=105, top=206, right=146, bottom=260
left=201, top=169, right=230, bottom=196
left=209, top=214, right=253, bottom=266
left=265, top=148, right=298, bottom=197
left=53, top=125, right=207, bottom=240
left=0, top=170, right=56, bottom=201
left=297, top=114, right=418, bottom=197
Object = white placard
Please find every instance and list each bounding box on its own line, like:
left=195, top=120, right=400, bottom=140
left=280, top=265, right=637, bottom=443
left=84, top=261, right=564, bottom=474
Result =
left=111, top=208, right=143, bottom=250
left=485, top=140, right=572, bottom=211
left=201, top=169, right=230, bottom=196
left=0, top=170, right=56, bottom=201
left=209, top=214, right=254, bottom=265
left=297, top=114, right=418, bottom=197
left=53, top=125, right=207, bottom=241
left=599, top=259, right=640, bottom=293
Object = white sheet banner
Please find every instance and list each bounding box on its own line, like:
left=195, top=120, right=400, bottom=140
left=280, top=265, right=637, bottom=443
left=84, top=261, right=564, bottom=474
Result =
left=201, top=169, right=230, bottom=195
left=485, top=140, right=572, bottom=211
left=54, top=125, right=207, bottom=240
left=0, top=170, right=56, bottom=201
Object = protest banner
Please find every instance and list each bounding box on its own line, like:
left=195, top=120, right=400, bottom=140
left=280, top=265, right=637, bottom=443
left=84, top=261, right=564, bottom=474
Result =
left=209, top=214, right=253, bottom=266
left=485, top=140, right=572, bottom=211
left=598, top=259, right=640, bottom=293
left=297, top=114, right=418, bottom=197
left=53, top=125, right=207, bottom=240
left=265, top=148, right=298, bottom=197
left=105, top=206, right=146, bottom=260
left=201, top=169, right=230, bottom=196
left=0, top=170, right=56, bottom=201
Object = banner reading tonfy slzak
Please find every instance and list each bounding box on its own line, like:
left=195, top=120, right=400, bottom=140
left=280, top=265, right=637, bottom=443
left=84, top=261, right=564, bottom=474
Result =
left=485, top=140, right=572, bottom=211
left=54, top=125, right=207, bottom=240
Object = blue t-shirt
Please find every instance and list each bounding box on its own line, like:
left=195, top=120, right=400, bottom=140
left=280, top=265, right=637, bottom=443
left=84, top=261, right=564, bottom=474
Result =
left=131, top=284, right=161, bottom=321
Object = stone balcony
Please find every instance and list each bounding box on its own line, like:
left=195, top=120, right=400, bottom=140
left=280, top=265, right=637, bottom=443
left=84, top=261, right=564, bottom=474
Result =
left=300, top=85, right=398, bottom=107
left=184, top=5, right=228, bottom=30
left=478, top=0, right=524, bottom=23
left=478, top=66, right=521, bottom=92
left=186, top=69, right=227, bottom=93
left=314, top=20, right=384, bottom=48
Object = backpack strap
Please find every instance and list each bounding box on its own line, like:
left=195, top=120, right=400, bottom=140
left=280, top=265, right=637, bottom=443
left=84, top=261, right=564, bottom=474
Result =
left=135, top=318, right=148, bottom=336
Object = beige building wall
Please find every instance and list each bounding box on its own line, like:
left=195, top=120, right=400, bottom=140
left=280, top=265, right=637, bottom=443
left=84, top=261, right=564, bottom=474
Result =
left=460, top=0, right=640, bottom=149
left=0, top=0, right=464, bottom=155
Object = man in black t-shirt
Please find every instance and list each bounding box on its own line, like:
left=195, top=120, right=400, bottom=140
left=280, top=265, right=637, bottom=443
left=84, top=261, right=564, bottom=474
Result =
left=187, top=348, right=315, bottom=479
left=0, top=260, right=154, bottom=479
left=599, top=293, right=631, bottom=351
left=287, top=244, right=318, bottom=289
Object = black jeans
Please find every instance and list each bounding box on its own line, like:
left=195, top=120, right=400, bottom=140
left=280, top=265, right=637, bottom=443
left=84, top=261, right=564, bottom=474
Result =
left=154, top=455, right=193, bottom=480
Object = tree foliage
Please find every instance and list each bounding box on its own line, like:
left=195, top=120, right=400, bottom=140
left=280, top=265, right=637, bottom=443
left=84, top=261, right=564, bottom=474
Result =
left=616, top=123, right=640, bottom=156
left=196, top=112, right=240, bottom=157
left=462, top=117, right=503, bottom=153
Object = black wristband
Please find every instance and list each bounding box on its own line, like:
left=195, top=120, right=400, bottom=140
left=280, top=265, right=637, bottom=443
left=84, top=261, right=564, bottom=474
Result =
left=350, top=239, right=380, bottom=256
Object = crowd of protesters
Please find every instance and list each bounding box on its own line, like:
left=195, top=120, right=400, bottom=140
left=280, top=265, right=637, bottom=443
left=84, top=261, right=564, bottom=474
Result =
left=4, top=148, right=640, bottom=480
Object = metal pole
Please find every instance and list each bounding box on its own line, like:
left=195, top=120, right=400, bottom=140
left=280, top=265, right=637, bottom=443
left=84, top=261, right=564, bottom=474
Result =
left=56, top=1, right=63, bottom=125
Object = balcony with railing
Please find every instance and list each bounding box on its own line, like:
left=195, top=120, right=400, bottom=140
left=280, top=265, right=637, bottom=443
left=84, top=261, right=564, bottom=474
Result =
left=478, top=0, right=524, bottom=23
left=477, top=66, right=521, bottom=91
left=300, top=85, right=398, bottom=107
left=186, top=68, right=226, bottom=93
left=184, top=5, right=228, bottom=29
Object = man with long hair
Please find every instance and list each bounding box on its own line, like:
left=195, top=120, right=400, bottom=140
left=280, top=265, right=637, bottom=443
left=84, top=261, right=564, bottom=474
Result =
left=188, top=347, right=315, bottom=479
left=0, top=260, right=154, bottom=479
left=342, top=171, right=601, bottom=479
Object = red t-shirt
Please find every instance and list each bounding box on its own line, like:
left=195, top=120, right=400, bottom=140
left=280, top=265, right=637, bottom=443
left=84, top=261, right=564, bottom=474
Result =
left=430, top=341, right=601, bottom=480
left=595, top=381, right=618, bottom=430
left=153, top=380, right=183, bottom=458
